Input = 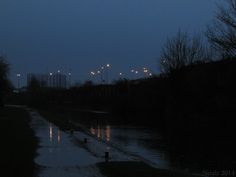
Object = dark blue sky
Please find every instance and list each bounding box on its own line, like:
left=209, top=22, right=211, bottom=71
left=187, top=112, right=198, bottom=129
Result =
left=0, top=0, right=218, bottom=86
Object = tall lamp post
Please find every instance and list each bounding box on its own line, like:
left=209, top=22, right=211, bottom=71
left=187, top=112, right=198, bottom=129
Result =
left=68, top=72, right=72, bottom=88
left=101, top=66, right=105, bottom=84
left=97, top=70, right=101, bottom=84
left=143, top=67, right=149, bottom=78
left=49, top=73, right=53, bottom=88
left=135, top=70, right=139, bottom=79
left=90, top=71, right=96, bottom=83
left=16, top=73, right=21, bottom=91
left=106, top=64, right=110, bottom=84
left=119, top=72, right=123, bottom=80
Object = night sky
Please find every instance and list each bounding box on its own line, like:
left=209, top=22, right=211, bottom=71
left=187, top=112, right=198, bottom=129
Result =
left=0, top=0, right=217, bottom=86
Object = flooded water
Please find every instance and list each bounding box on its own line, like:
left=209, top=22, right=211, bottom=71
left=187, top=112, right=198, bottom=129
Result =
left=29, top=110, right=104, bottom=177
left=89, top=124, right=170, bottom=169
left=6, top=105, right=224, bottom=177
left=29, top=109, right=144, bottom=177
left=27, top=107, right=205, bottom=177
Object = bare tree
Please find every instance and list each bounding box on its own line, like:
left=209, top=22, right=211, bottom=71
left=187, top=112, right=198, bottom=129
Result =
left=160, top=31, right=211, bottom=73
left=0, top=56, right=10, bottom=107
left=206, top=0, right=236, bottom=57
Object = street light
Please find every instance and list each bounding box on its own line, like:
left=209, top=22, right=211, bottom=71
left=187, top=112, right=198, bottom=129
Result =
left=143, top=68, right=149, bottom=78
left=68, top=72, right=72, bottom=88
left=16, top=73, right=21, bottom=90
left=96, top=70, right=103, bottom=84
left=134, top=71, right=139, bottom=79
left=106, top=64, right=111, bottom=84
left=49, top=73, right=53, bottom=87
left=90, top=71, right=96, bottom=83
left=101, top=66, right=105, bottom=84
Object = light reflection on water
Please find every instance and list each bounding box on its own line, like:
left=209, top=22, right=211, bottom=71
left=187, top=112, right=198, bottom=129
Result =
left=49, top=123, right=61, bottom=144
left=89, top=124, right=169, bottom=168
left=49, top=123, right=53, bottom=143
left=58, top=129, right=61, bottom=144
left=90, top=125, right=111, bottom=143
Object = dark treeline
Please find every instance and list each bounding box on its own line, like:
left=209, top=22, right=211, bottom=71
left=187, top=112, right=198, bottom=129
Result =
left=0, top=56, right=11, bottom=108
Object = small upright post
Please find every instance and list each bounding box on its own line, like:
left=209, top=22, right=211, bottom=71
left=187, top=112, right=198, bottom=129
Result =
left=105, top=151, right=109, bottom=162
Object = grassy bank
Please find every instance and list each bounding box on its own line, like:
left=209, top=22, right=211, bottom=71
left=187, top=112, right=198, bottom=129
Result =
left=97, top=161, right=198, bottom=177
left=0, top=106, right=38, bottom=177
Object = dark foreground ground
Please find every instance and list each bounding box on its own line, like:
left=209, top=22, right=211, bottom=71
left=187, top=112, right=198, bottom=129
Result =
left=97, top=162, right=198, bottom=177
left=0, top=106, right=38, bottom=177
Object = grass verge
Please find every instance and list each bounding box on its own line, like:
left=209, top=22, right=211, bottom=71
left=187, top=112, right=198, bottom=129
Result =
left=0, top=106, right=38, bottom=177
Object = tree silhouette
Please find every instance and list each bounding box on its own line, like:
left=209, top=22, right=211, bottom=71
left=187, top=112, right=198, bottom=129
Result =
left=0, top=56, right=10, bottom=107
left=206, top=0, right=236, bottom=57
left=160, top=31, right=211, bottom=74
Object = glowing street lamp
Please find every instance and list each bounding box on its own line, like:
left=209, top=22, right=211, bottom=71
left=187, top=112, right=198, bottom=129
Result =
left=100, top=66, right=105, bottom=84
left=143, top=68, right=149, bottom=77
left=16, top=73, right=21, bottom=90
left=49, top=73, right=53, bottom=87
left=96, top=70, right=103, bottom=84
left=68, top=72, right=72, bottom=88
left=106, top=64, right=111, bottom=84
